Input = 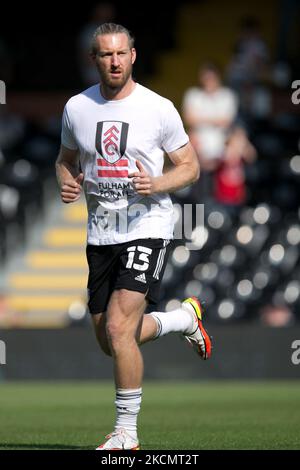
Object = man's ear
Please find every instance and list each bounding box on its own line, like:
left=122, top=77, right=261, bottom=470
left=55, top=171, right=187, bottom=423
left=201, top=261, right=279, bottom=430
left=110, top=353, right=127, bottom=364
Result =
left=131, top=48, right=136, bottom=65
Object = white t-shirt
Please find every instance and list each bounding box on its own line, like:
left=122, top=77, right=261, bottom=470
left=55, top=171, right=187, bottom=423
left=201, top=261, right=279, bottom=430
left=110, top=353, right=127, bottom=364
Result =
left=182, top=87, right=237, bottom=159
left=61, top=83, right=189, bottom=245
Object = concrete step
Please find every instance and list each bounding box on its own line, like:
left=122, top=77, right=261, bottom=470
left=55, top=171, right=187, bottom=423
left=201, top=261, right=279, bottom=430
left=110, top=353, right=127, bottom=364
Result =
left=7, top=294, right=85, bottom=312
left=44, top=228, right=86, bottom=247
left=25, top=251, right=87, bottom=269
left=8, top=274, right=87, bottom=290
left=0, top=310, right=70, bottom=329
left=63, top=203, right=87, bottom=223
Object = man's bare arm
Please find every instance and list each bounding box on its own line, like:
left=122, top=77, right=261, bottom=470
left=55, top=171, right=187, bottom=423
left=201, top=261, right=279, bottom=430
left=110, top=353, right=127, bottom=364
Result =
left=55, top=145, right=83, bottom=203
left=129, top=142, right=200, bottom=195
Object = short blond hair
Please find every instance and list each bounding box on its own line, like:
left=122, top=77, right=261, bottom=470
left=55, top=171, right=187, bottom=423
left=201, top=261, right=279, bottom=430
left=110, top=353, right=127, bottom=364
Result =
left=90, top=23, right=135, bottom=55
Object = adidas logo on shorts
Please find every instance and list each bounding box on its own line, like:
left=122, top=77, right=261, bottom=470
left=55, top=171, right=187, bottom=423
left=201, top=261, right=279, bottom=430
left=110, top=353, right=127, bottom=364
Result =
left=134, top=273, right=147, bottom=283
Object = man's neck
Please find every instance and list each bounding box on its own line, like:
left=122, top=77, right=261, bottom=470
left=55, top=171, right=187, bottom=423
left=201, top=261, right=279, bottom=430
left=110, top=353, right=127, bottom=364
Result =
left=100, top=79, right=136, bottom=101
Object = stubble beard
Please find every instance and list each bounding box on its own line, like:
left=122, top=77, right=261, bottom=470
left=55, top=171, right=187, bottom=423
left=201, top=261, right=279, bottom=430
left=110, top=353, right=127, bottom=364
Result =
left=98, top=64, right=132, bottom=93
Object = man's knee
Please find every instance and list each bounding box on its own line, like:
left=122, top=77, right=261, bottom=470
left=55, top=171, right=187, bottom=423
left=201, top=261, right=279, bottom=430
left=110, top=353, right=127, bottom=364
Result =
left=106, top=319, right=125, bottom=344
left=106, top=318, right=136, bottom=353
left=106, top=289, right=146, bottom=351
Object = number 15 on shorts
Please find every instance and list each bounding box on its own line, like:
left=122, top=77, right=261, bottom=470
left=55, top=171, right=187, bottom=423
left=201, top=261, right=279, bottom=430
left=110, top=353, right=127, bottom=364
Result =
left=126, top=245, right=153, bottom=272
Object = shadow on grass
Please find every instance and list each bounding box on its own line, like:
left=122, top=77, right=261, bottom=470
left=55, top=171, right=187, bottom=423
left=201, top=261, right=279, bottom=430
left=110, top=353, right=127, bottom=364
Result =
left=0, top=443, right=92, bottom=450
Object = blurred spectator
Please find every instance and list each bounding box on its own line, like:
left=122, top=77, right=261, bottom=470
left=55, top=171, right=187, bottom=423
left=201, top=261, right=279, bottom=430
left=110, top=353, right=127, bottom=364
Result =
left=214, top=127, right=256, bottom=214
left=226, top=17, right=272, bottom=123
left=259, top=304, right=295, bottom=327
left=77, top=3, right=116, bottom=86
left=182, top=62, right=238, bottom=201
left=226, top=17, right=270, bottom=91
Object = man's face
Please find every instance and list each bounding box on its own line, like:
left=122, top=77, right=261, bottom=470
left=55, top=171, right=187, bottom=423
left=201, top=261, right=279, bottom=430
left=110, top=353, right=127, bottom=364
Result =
left=92, top=33, right=136, bottom=89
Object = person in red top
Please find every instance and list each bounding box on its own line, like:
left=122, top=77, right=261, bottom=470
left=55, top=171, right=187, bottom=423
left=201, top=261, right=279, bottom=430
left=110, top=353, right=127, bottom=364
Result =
left=214, top=127, right=256, bottom=210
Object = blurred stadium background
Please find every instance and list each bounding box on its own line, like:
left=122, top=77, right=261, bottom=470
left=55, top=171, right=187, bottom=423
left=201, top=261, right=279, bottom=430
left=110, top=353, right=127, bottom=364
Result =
left=0, top=0, right=300, bottom=450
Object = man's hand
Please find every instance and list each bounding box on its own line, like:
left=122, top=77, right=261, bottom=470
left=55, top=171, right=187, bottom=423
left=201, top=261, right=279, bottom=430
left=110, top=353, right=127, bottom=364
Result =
left=129, top=161, right=156, bottom=195
left=61, top=173, right=84, bottom=203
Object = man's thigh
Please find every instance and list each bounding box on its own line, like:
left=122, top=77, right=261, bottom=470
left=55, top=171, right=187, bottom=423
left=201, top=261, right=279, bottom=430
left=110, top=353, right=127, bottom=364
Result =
left=107, top=289, right=147, bottom=335
left=86, top=244, right=120, bottom=314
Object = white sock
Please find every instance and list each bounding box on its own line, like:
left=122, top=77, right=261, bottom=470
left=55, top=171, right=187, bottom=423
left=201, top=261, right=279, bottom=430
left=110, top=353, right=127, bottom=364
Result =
left=150, top=308, right=193, bottom=338
left=115, top=388, right=142, bottom=440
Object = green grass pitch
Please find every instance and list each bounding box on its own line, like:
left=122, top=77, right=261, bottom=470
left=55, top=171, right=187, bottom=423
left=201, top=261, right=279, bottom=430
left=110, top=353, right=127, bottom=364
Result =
left=0, top=381, right=299, bottom=450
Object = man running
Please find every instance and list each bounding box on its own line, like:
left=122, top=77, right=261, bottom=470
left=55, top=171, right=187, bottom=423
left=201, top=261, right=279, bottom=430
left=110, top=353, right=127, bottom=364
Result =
left=56, top=23, right=212, bottom=450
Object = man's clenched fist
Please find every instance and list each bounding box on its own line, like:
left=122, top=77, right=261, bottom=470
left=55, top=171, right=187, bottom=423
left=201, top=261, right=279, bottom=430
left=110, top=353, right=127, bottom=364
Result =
left=61, top=173, right=84, bottom=203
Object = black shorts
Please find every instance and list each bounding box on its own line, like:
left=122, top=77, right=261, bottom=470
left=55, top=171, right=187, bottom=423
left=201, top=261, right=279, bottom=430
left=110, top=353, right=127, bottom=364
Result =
left=86, top=238, right=172, bottom=314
